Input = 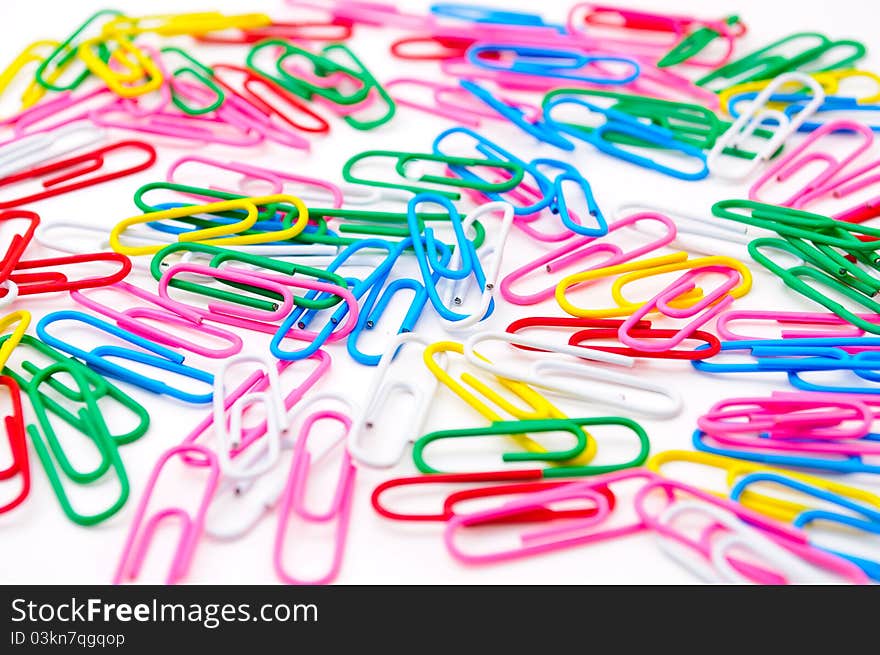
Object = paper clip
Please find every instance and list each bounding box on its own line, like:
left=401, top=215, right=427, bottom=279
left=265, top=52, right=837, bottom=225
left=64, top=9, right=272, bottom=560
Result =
left=414, top=416, right=650, bottom=477
left=33, top=10, right=121, bottom=92
left=407, top=193, right=492, bottom=324
left=347, top=333, right=440, bottom=468
left=0, top=140, right=156, bottom=209
left=371, top=471, right=616, bottom=523
left=0, top=122, right=105, bottom=178
left=213, top=355, right=289, bottom=481
left=635, top=477, right=869, bottom=584
left=113, top=445, right=220, bottom=585
left=37, top=310, right=215, bottom=404
left=731, top=472, right=880, bottom=580
left=696, top=32, right=867, bottom=93
left=507, top=316, right=721, bottom=361
left=501, top=211, right=676, bottom=306
left=342, top=149, right=524, bottom=200
left=0, top=40, right=61, bottom=114
left=542, top=95, right=709, bottom=180
left=25, top=360, right=130, bottom=526
left=0, top=210, right=39, bottom=284
left=715, top=309, right=878, bottom=341
left=616, top=259, right=752, bottom=353
left=750, top=120, right=875, bottom=207
left=462, top=331, right=680, bottom=418
left=444, top=468, right=660, bottom=564
left=708, top=73, right=826, bottom=181
left=9, top=252, right=131, bottom=297
left=274, top=394, right=356, bottom=585
left=466, top=43, right=640, bottom=86
left=71, top=282, right=242, bottom=359
left=0, top=375, right=28, bottom=514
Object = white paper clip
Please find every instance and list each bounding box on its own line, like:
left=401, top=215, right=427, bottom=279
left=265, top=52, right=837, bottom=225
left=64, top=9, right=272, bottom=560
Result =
left=0, top=122, right=105, bottom=178
left=441, top=201, right=514, bottom=331
left=463, top=331, right=682, bottom=418
left=709, top=72, right=825, bottom=181
left=348, top=332, right=444, bottom=468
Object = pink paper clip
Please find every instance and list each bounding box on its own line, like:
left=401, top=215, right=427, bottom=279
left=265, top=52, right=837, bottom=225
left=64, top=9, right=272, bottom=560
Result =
left=310, top=0, right=434, bottom=30
left=158, top=262, right=298, bottom=323
left=90, top=102, right=264, bottom=148
left=444, top=468, right=661, bottom=565
left=183, top=351, right=331, bottom=456
left=386, top=78, right=540, bottom=128
left=158, top=263, right=359, bottom=348
left=617, top=263, right=750, bottom=353
left=0, top=88, right=117, bottom=144
left=750, top=120, right=875, bottom=208
left=273, top=395, right=356, bottom=585
left=698, top=393, right=875, bottom=441
left=167, top=155, right=344, bottom=208
left=790, top=152, right=880, bottom=223
left=113, top=445, right=220, bottom=585
left=716, top=309, right=880, bottom=341
left=71, top=281, right=243, bottom=358
left=500, top=212, right=677, bottom=305
left=213, top=83, right=313, bottom=150
left=0, top=141, right=156, bottom=209
left=634, top=478, right=869, bottom=584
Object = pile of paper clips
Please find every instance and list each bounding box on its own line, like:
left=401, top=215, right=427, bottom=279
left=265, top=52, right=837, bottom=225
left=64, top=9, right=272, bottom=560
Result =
left=2, top=1, right=880, bottom=585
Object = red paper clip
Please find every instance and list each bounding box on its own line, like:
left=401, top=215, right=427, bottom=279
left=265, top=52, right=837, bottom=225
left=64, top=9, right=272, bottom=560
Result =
left=0, top=210, right=39, bottom=283
left=506, top=316, right=722, bottom=360
left=0, top=375, right=29, bottom=514
left=371, top=471, right=615, bottom=523
left=197, top=20, right=353, bottom=44
left=0, top=141, right=157, bottom=209
left=9, top=252, right=132, bottom=296
left=211, top=64, right=330, bottom=134
left=390, top=34, right=476, bottom=60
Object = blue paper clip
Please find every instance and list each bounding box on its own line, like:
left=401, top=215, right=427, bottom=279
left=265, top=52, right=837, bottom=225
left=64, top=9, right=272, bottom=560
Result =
left=466, top=43, right=640, bottom=86
left=408, top=193, right=493, bottom=323
left=731, top=472, right=880, bottom=580
left=543, top=96, right=709, bottom=181
left=36, top=311, right=214, bottom=404
left=270, top=240, right=397, bottom=361
left=346, top=236, right=445, bottom=366
left=692, top=337, right=880, bottom=374
left=460, top=80, right=575, bottom=150
left=531, top=158, right=609, bottom=237
left=433, top=127, right=555, bottom=215
left=692, top=429, right=880, bottom=475
left=786, top=96, right=880, bottom=132
left=430, top=3, right=564, bottom=31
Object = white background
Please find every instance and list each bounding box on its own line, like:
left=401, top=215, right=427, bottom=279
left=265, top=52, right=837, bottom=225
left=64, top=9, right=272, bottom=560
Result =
left=2, top=0, right=879, bottom=584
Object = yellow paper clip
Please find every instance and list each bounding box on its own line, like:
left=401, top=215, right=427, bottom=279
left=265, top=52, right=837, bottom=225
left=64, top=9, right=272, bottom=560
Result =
left=103, top=12, right=271, bottom=37
left=110, top=195, right=309, bottom=256
left=78, top=36, right=163, bottom=98
left=423, top=341, right=596, bottom=465
left=0, top=310, right=30, bottom=369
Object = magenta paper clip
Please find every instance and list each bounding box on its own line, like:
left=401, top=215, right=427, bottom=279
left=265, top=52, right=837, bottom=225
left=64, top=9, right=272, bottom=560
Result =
left=167, top=155, right=344, bottom=207
left=698, top=393, right=875, bottom=441
left=634, top=478, right=869, bottom=584
left=716, top=309, right=880, bottom=341
left=113, top=445, right=220, bottom=585
left=216, top=89, right=312, bottom=150
left=790, top=153, right=880, bottom=222
left=617, top=263, right=749, bottom=353
left=71, top=281, right=243, bottom=358
left=274, top=395, right=356, bottom=585
left=183, top=351, right=331, bottom=457
left=500, top=212, right=676, bottom=305
left=444, top=468, right=662, bottom=565
left=751, top=120, right=875, bottom=208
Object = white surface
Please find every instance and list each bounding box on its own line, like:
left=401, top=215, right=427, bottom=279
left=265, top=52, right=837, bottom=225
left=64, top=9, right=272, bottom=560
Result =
left=1, top=0, right=879, bottom=585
